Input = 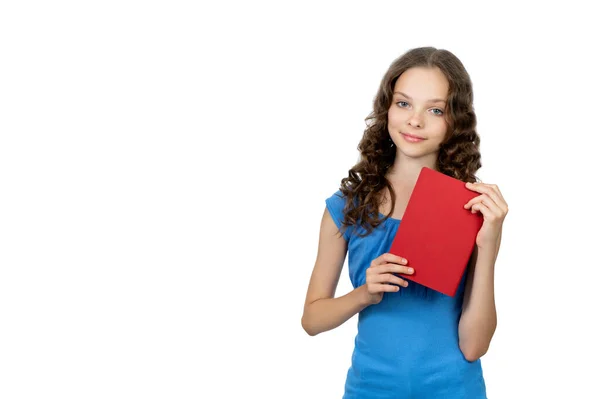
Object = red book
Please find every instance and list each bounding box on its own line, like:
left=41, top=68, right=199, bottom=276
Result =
left=388, top=167, right=483, bottom=297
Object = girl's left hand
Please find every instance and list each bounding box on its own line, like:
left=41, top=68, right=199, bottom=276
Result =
left=464, top=182, right=509, bottom=250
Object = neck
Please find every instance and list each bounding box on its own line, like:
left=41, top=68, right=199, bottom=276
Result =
left=386, top=151, right=438, bottom=185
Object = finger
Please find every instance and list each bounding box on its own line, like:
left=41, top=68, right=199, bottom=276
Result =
left=477, top=197, right=503, bottom=218
left=488, top=183, right=507, bottom=205
left=372, top=283, right=403, bottom=293
left=482, top=186, right=506, bottom=212
left=371, top=273, right=409, bottom=286
left=466, top=183, right=506, bottom=211
left=379, top=263, right=414, bottom=275
left=377, top=253, right=408, bottom=266
left=485, top=184, right=509, bottom=214
left=463, top=194, right=484, bottom=209
left=471, top=202, right=501, bottom=220
left=483, top=195, right=504, bottom=217
left=464, top=193, right=495, bottom=210
left=465, top=194, right=499, bottom=214
left=466, top=183, right=501, bottom=206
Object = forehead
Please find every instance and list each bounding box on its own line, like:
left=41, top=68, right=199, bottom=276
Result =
left=393, top=67, right=449, bottom=99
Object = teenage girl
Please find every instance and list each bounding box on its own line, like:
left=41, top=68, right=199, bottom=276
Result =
left=301, top=47, right=509, bottom=398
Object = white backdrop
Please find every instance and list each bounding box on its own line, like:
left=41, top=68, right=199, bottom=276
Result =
left=1, top=1, right=599, bottom=398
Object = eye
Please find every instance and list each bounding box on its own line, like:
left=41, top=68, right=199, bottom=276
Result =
left=396, top=101, right=444, bottom=116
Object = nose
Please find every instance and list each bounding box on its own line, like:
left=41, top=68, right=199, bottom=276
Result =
left=407, top=112, right=423, bottom=128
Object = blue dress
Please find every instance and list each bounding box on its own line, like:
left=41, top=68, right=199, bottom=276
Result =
left=325, top=190, right=487, bottom=399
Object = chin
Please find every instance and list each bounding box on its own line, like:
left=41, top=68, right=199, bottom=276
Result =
left=397, top=145, right=437, bottom=157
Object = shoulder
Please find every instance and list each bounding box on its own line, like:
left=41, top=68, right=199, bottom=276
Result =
left=325, top=189, right=348, bottom=217
left=326, top=189, right=345, bottom=202
left=324, top=189, right=353, bottom=240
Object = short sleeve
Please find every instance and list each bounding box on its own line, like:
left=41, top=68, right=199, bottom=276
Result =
left=325, top=190, right=352, bottom=241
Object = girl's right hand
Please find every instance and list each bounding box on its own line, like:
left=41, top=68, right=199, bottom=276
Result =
left=363, top=253, right=414, bottom=305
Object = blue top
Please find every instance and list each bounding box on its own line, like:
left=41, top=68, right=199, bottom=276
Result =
left=325, top=190, right=487, bottom=399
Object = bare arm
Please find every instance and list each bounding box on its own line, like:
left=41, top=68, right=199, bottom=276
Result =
left=301, top=207, right=371, bottom=336
left=458, top=230, right=502, bottom=361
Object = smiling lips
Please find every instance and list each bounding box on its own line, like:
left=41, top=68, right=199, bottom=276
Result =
left=401, top=132, right=425, bottom=142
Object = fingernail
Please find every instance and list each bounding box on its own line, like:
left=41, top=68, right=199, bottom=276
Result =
left=401, top=258, right=407, bottom=264
left=408, top=268, right=414, bottom=273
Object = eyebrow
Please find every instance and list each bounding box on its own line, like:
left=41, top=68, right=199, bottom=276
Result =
left=393, top=91, right=446, bottom=104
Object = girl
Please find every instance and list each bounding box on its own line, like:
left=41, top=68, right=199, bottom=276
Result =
left=301, top=47, right=508, bottom=398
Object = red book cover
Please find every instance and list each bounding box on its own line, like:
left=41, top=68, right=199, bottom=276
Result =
left=388, top=167, right=483, bottom=297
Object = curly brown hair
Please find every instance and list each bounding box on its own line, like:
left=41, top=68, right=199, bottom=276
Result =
left=337, top=46, right=482, bottom=238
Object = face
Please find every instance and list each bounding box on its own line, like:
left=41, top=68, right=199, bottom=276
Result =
left=388, top=66, right=450, bottom=157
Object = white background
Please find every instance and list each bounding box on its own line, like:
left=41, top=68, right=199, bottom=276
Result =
left=1, top=1, right=599, bottom=398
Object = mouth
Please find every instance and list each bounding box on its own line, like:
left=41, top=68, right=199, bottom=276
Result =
left=401, top=132, right=426, bottom=140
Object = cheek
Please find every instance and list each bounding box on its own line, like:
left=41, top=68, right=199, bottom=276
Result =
left=387, top=108, right=403, bottom=126
left=430, top=119, right=448, bottom=136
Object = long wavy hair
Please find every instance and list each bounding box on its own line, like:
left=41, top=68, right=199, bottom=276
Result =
left=337, top=47, right=482, bottom=238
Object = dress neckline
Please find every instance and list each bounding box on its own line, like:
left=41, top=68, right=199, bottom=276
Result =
left=379, top=212, right=401, bottom=223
